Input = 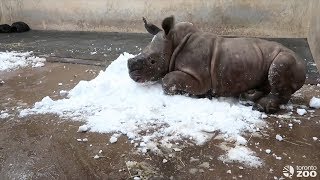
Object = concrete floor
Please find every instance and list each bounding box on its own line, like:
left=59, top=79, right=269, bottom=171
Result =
left=0, top=63, right=319, bottom=179
left=0, top=30, right=319, bottom=83
left=0, top=31, right=320, bottom=179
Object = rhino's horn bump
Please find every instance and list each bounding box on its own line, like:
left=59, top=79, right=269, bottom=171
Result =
left=143, top=17, right=161, bottom=35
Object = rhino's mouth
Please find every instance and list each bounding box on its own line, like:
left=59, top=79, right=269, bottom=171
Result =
left=129, top=69, right=146, bottom=83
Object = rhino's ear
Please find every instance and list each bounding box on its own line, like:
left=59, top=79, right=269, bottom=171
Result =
left=162, top=16, right=175, bottom=36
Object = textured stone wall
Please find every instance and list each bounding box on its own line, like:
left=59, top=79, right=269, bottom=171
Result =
left=0, top=0, right=313, bottom=37
left=308, top=0, right=320, bottom=70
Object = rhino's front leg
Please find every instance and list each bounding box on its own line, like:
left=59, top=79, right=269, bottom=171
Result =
left=162, top=71, right=207, bottom=95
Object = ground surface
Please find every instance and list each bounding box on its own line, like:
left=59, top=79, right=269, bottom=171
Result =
left=0, top=31, right=320, bottom=180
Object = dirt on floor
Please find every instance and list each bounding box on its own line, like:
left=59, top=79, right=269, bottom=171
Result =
left=0, top=62, right=319, bottom=180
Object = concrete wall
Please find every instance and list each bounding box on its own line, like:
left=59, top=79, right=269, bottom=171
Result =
left=308, top=0, right=320, bottom=71
left=0, top=0, right=313, bottom=37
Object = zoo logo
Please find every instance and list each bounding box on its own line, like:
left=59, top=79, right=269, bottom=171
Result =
left=283, top=165, right=318, bottom=178
left=283, top=165, right=295, bottom=178
left=296, top=165, right=317, bottom=178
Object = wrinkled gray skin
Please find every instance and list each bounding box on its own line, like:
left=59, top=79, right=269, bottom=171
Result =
left=127, top=16, right=306, bottom=113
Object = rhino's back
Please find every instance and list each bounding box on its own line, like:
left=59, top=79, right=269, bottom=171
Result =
left=212, top=37, right=283, bottom=96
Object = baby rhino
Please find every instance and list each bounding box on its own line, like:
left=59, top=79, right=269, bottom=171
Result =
left=127, top=16, right=306, bottom=113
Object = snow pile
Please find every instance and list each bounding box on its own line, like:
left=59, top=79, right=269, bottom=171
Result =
left=310, top=97, right=320, bottom=109
left=0, top=51, right=45, bottom=71
left=20, top=53, right=265, bottom=166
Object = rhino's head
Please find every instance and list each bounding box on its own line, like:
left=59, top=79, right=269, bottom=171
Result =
left=127, top=16, right=175, bottom=83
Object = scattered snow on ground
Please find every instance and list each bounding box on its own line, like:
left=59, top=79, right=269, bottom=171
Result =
left=219, top=145, right=263, bottom=168
left=310, top=97, right=320, bottom=109
left=275, top=134, right=283, bottom=141
left=0, top=112, right=10, bottom=119
left=77, top=124, right=89, bottom=132
left=265, top=149, right=271, bottom=154
left=296, top=108, right=307, bottom=116
left=313, top=137, right=318, bottom=141
left=109, top=137, right=117, bottom=144
left=0, top=51, right=45, bottom=71
left=59, top=90, right=68, bottom=96
left=20, top=52, right=265, bottom=166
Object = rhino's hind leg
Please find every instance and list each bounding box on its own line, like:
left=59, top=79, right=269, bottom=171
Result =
left=254, top=52, right=305, bottom=113
left=162, top=71, right=208, bottom=95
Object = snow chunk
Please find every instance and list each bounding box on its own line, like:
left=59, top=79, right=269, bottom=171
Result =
left=77, top=125, right=89, bottom=132
left=236, top=136, right=247, bottom=145
left=313, top=137, right=318, bottom=141
left=276, top=134, right=283, bottom=141
left=0, top=112, right=10, bottom=119
left=60, top=90, right=68, bottom=96
left=310, top=97, right=320, bottom=109
left=109, top=134, right=120, bottom=144
left=296, top=108, right=307, bottom=116
left=219, top=146, right=263, bottom=168
left=265, top=149, right=272, bottom=154
left=109, top=136, right=118, bottom=144
left=0, top=51, right=45, bottom=71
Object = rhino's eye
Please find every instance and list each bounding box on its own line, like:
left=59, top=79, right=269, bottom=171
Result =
left=150, top=59, right=156, bottom=64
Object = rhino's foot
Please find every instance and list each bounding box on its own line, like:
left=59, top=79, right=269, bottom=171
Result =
left=239, top=89, right=266, bottom=102
left=254, top=95, right=280, bottom=114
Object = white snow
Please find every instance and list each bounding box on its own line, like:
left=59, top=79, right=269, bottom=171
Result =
left=219, top=146, right=263, bottom=168
left=0, top=51, right=45, bottom=71
left=77, top=125, right=89, bottom=132
left=309, top=97, right=320, bottom=109
left=109, top=136, right=118, bottom=144
left=265, top=149, right=271, bottom=154
left=276, top=134, right=283, bottom=141
left=59, top=90, right=68, bottom=96
left=275, top=156, right=282, bottom=160
left=0, top=112, right=10, bottom=119
left=313, top=137, right=318, bottom=141
left=296, top=108, right=307, bottom=116
left=20, top=52, right=265, bottom=166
